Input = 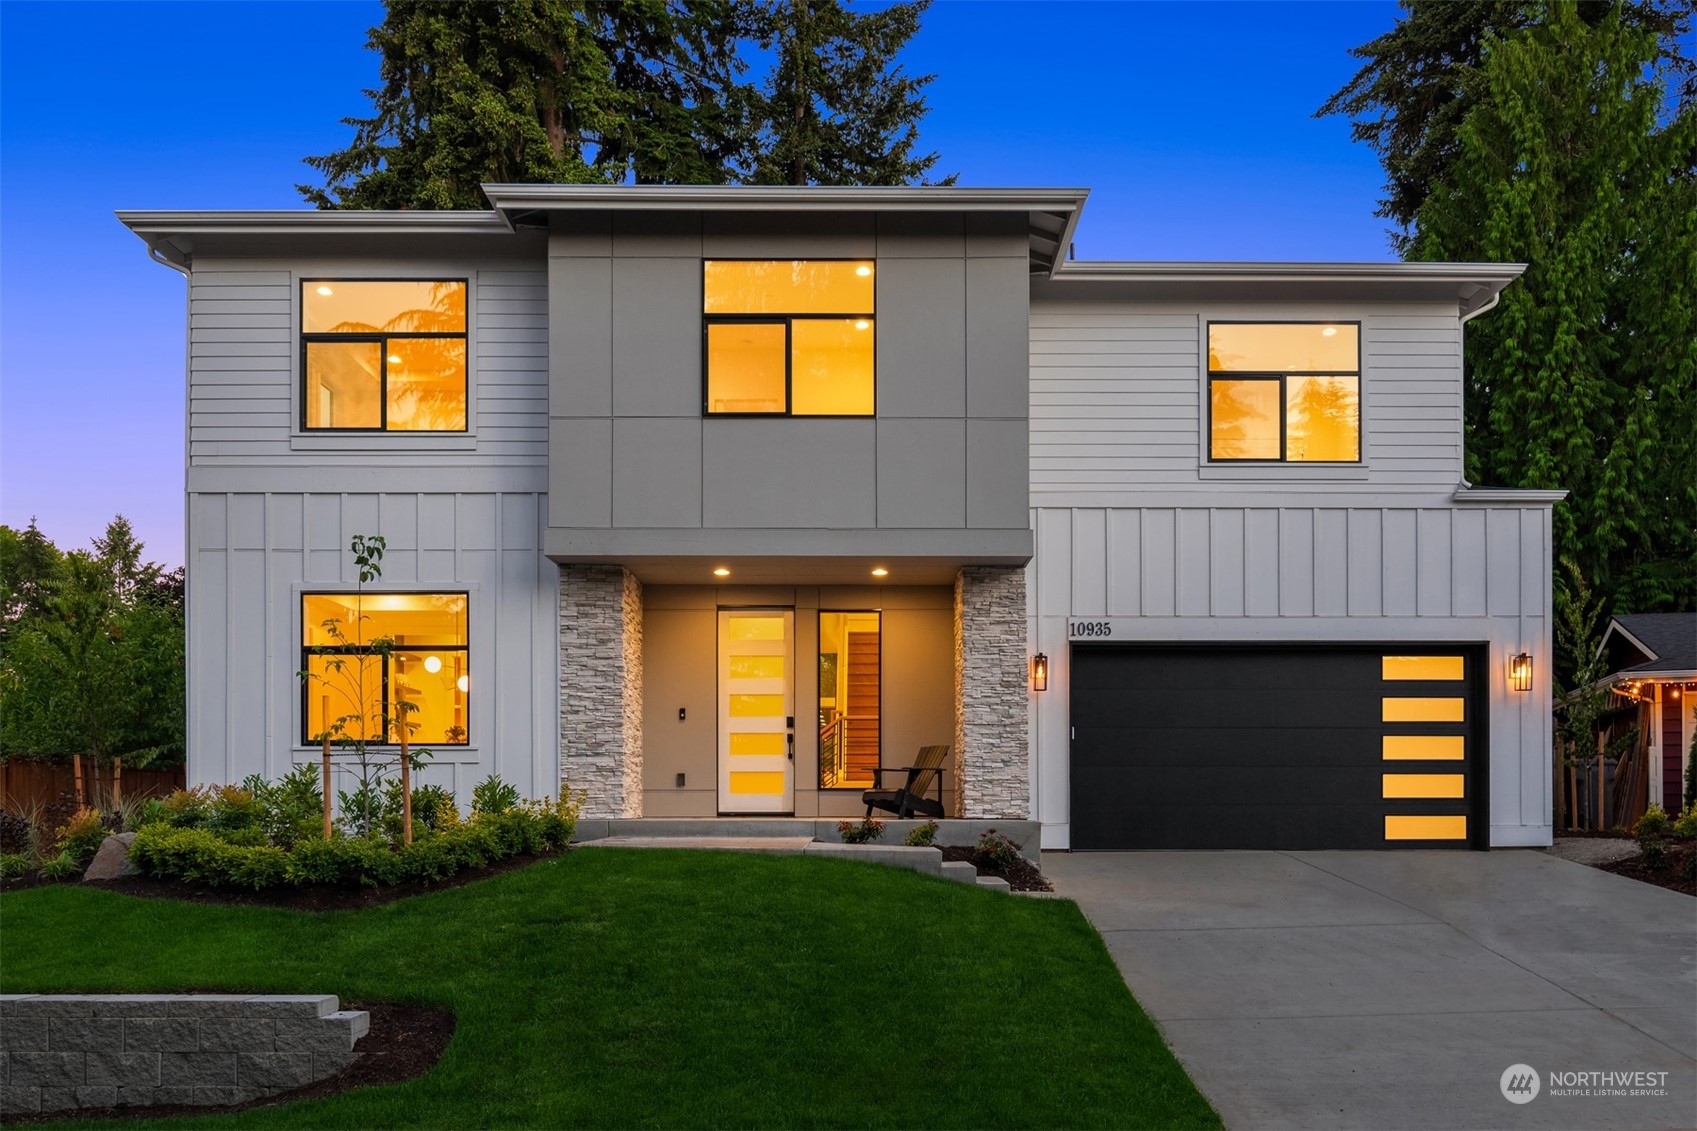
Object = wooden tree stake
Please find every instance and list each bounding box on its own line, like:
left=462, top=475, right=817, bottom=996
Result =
left=113, top=757, right=123, bottom=811
left=321, top=695, right=333, bottom=841
left=72, top=755, right=85, bottom=808
left=399, top=719, right=413, bottom=845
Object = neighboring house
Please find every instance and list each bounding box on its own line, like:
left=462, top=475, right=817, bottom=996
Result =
left=1594, top=613, right=1696, bottom=814
left=120, top=185, right=1565, bottom=850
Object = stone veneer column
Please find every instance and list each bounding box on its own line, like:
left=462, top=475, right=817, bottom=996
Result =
left=953, top=566, right=1030, bottom=819
left=559, top=565, right=643, bottom=818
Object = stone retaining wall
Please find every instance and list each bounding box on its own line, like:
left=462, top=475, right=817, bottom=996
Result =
left=0, top=994, right=367, bottom=1116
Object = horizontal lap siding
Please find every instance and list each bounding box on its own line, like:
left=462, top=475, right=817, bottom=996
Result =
left=188, top=264, right=547, bottom=469
left=1028, top=305, right=1465, bottom=495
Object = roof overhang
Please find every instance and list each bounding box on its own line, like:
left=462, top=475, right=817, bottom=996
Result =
left=480, top=183, right=1088, bottom=275
left=1035, top=260, right=1527, bottom=318
left=116, top=209, right=522, bottom=269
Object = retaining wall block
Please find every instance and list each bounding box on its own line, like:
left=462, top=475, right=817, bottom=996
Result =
left=236, top=1052, right=316, bottom=1090
left=49, top=1018, right=125, bottom=1054
left=158, top=1051, right=237, bottom=1088
left=8, top=1052, right=84, bottom=1087
left=0, top=1019, right=49, bottom=1053
left=1, top=1085, right=41, bottom=1115
left=233, top=995, right=337, bottom=1018
left=197, top=1018, right=277, bottom=1053
left=85, top=1051, right=158, bottom=1088
left=124, top=1018, right=199, bottom=1052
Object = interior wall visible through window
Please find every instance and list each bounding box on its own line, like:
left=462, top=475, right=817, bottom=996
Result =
left=704, top=261, right=875, bottom=416
left=818, top=610, right=880, bottom=789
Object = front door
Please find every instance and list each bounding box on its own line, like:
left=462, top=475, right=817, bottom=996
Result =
left=718, top=609, right=795, bottom=814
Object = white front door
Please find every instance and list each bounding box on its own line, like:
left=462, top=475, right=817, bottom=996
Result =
left=718, top=609, right=795, bottom=814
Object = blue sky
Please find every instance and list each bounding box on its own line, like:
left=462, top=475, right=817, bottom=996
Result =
left=0, top=0, right=1401, bottom=565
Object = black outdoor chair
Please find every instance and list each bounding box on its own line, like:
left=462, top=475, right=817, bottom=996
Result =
left=862, top=744, right=950, bottom=819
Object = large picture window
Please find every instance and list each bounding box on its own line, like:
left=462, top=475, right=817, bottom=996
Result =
left=704, top=260, right=875, bottom=416
left=818, top=610, right=880, bottom=789
left=1208, top=322, right=1360, bottom=462
left=301, top=280, right=467, bottom=432
left=301, top=593, right=469, bottom=745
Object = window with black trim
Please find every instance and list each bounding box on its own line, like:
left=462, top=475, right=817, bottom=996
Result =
left=818, top=610, right=880, bottom=788
left=1208, top=322, right=1360, bottom=462
left=301, top=280, right=467, bottom=431
left=301, top=592, right=469, bottom=745
left=703, top=260, right=875, bottom=415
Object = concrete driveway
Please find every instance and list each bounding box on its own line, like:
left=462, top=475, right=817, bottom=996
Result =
left=1044, top=850, right=1696, bottom=1130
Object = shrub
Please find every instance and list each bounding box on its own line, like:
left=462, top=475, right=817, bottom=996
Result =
left=244, top=766, right=325, bottom=848
left=838, top=818, right=884, bottom=845
left=129, top=826, right=289, bottom=890
left=0, top=809, right=34, bottom=854
left=0, top=853, right=33, bottom=879
left=39, top=850, right=85, bottom=882
left=972, top=829, right=1024, bottom=870
left=56, top=807, right=110, bottom=867
left=471, top=775, right=521, bottom=816
left=905, top=820, right=939, bottom=847
left=1633, top=803, right=1669, bottom=840
left=1671, top=803, right=1697, bottom=840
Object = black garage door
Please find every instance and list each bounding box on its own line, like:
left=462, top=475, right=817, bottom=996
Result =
left=1070, top=645, right=1485, bottom=850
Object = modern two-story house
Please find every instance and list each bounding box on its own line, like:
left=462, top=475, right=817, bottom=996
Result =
left=121, top=185, right=1563, bottom=850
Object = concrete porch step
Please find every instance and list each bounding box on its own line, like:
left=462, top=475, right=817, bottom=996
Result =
left=573, top=817, right=1043, bottom=863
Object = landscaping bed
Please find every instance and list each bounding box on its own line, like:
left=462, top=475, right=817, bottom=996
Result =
left=1598, top=838, right=1696, bottom=896
left=939, top=844, right=1053, bottom=891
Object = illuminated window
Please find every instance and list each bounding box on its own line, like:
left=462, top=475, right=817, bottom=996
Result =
left=302, top=281, right=467, bottom=431
left=301, top=593, right=469, bottom=745
left=1208, top=323, right=1360, bottom=462
left=818, top=611, right=880, bottom=788
left=704, top=261, right=874, bottom=415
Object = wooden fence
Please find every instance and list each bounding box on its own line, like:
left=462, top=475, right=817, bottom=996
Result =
left=0, top=760, right=185, bottom=812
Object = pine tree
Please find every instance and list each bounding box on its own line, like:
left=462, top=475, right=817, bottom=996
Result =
left=744, top=0, right=951, bottom=186
left=1408, top=3, right=1697, bottom=680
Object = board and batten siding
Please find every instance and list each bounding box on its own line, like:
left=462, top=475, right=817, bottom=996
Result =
left=188, top=491, right=559, bottom=803
left=1028, top=303, right=1466, bottom=498
left=184, top=257, right=559, bottom=799
left=1025, top=299, right=1553, bottom=850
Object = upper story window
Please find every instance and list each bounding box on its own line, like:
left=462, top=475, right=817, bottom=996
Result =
left=1208, top=322, right=1360, bottom=462
left=703, top=260, right=874, bottom=416
left=302, top=280, right=467, bottom=432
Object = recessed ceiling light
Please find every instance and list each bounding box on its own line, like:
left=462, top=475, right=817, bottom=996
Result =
left=388, top=354, right=402, bottom=364
left=315, top=285, right=333, bottom=296
left=854, top=320, right=870, bottom=330
left=1321, top=326, right=1338, bottom=337
left=871, top=567, right=888, bottom=577
left=855, top=265, right=872, bottom=277
left=713, top=567, right=731, bottom=577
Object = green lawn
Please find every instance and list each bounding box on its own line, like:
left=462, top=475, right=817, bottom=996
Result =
left=1, top=849, right=1219, bottom=1129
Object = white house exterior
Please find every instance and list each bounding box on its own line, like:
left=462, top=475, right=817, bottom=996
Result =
left=121, top=185, right=1563, bottom=850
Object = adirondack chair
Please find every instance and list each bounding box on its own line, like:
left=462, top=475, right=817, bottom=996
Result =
left=862, top=744, right=950, bottom=819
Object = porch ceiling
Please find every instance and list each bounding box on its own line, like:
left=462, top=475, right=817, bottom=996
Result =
left=595, top=555, right=983, bottom=586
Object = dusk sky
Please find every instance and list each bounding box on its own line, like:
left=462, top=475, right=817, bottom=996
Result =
left=0, top=0, right=1401, bottom=567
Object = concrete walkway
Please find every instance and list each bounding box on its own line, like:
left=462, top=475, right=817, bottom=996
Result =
left=1044, top=850, right=1697, bottom=1130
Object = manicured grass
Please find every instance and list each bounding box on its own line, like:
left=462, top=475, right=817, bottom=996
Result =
left=2, top=850, right=1219, bottom=1129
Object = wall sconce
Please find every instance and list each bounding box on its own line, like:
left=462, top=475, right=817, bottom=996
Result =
left=1509, top=652, right=1533, bottom=692
left=1031, top=653, right=1049, bottom=692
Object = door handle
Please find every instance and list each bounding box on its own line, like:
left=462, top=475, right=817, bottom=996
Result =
left=787, top=732, right=795, bottom=761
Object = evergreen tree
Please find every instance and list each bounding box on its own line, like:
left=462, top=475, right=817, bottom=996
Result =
left=1318, top=0, right=1691, bottom=251
left=300, top=0, right=755, bottom=208
left=744, top=0, right=950, bottom=186
left=1407, top=3, right=1697, bottom=680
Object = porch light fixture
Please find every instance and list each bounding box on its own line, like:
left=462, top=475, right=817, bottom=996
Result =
left=1509, top=652, right=1532, bottom=692
left=713, top=567, right=730, bottom=577
left=871, top=567, right=888, bottom=577
left=1032, top=653, right=1049, bottom=692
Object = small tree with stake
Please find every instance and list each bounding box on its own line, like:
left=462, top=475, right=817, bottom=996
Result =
left=299, top=534, right=427, bottom=842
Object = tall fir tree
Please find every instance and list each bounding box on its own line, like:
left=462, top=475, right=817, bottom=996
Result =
left=745, top=0, right=950, bottom=186
left=300, top=0, right=755, bottom=208
left=1318, top=0, right=1692, bottom=251
left=1406, top=3, right=1697, bottom=681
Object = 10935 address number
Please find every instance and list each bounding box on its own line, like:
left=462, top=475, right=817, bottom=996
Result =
left=1068, top=620, right=1113, bottom=638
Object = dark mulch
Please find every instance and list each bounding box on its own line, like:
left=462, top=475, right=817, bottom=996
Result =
left=1599, top=839, right=1697, bottom=897
left=2, top=1001, right=454, bottom=1125
left=1, top=850, right=565, bottom=911
left=940, top=845, right=1054, bottom=892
